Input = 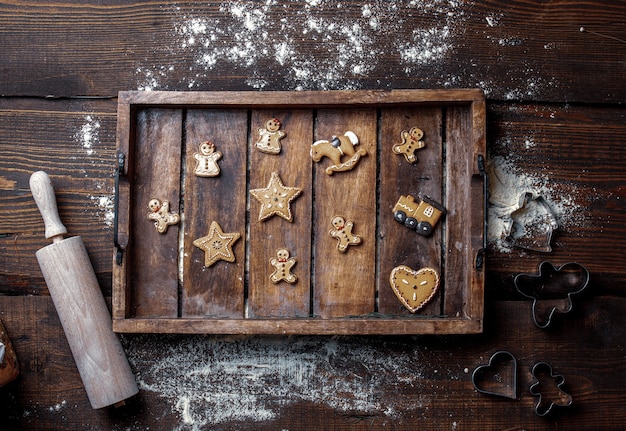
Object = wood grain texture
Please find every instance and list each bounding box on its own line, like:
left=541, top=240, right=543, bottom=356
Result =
left=129, top=108, right=181, bottom=318
left=378, top=106, right=444, bottom=316
left=248, top=109, right=313, bottom=318
left=3, top=295, right=626, bottom=430
left=181, top=109, right=247, bottom=318
left=312, top=109, right=377, bottom=318
left=1, top=0, right=626, bottom=428
left=0, top=1, right=624, bottom=103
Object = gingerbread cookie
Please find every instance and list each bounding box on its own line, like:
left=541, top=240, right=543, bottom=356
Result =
left=256, top=118, right=286, bottom=154
left=249, top=172, right=302, bottom=222
left=311, top=131, right=367, bottom=175
left=193, top=221, right=240, bottom=267
left=329, top=215, right=362, bottom=253
left=389, top=265, right=440, bottom=313
left=269, top=248, right=297, bottom=284
left=193, top=141, right=222, bottom=177
left=147, top=198, right=180, bottom=234
left=392, top=126, right=425, bottom=164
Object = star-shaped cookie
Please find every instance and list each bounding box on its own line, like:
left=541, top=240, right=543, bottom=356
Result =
left=193, top=221, right=241, bottom=267
left=249, top=171, right=302, bottom=222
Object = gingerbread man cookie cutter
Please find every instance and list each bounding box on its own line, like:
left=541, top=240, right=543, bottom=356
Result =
left=256, top=118, right=286, bottom=154
left=392, top=126, right=426, bottom=164
left=311, top=131, right=367, bottom=175
left=193, top=141, right=222, bottom=177
left=147, top=198, right=180, bottom=234
left=269, top=248, right=297, bottom=284
left=329, top=215, right=362, bottom=253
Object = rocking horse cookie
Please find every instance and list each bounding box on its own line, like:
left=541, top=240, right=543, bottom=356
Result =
left=310, top=131, right=367, bottom=175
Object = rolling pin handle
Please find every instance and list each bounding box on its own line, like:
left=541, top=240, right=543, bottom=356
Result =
left=29, top=171, right=68, bottom=240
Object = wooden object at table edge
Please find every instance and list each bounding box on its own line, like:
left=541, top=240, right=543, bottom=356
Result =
left=112, top=89, right=486, bottom=335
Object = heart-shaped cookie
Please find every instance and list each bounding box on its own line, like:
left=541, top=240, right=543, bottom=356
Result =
left=389, top=265, right=440, bottom=313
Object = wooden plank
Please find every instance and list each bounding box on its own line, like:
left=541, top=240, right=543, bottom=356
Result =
left=5, top=295, right=626, bottom=430
left=181, top=109, right=247, bottom=318
left=443, top=105, right=473, bottom=317
left=128, top=108, right=181, bottom=318
left=247, top=110, right=313, bottom=318
left=112, top=317, right=480, bottom=335
left=312, top=109, right=377, bottom=318
left=1, top=2, right=625, bottom=103
left=378, top=106, right=444, bottom=316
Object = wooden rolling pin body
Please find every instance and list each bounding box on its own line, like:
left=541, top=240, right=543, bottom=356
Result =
left=30, top=171, right=138, bottom=409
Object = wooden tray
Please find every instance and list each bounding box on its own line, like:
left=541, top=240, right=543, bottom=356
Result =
left=112, top=90, right=486, bottom=334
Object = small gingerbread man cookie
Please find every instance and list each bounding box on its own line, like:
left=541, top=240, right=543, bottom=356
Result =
left=392, top=126, right=426, bottom=164
left=269, top=248, right=297, bottom=284
left=193, top=141, right=222, bottom=177
left=256, top=118, right=286, bottom=154
left=147, top=198, right=180, bottom=234
left=329, top=215, right=362, bottom=253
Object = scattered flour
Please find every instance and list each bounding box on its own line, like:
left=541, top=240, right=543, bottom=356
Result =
left=136, top=0, right=469, bottom=91
left=48, top=400, right=67, bottom=412
left=127, top=335, right=428, bottom=428
left=487, top=155, right=587, bottom=253
left=90, top=195, right=115, bottom=228
left=75, top=115, right=100, bottom=156
left=73, top=114, right=115, bottom=228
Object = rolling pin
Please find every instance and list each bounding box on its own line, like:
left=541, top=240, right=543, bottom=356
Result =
left=30, top=171, right=138, bottom=409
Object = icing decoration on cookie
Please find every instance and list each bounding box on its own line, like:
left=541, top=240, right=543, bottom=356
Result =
left=311, top=131, right=367, bottom=175
left=329, top=215, right=362, bottom=253
left=147, top=198, right=180, bottom=234
left=269, top=248, right=297, bottom=284
left=392, top=126, right=425, bottom=164
left=192, top=221, right=241, bottom=267
left=249, top=172, right=302, bottom=222
left=389, top=265, right=440, bottom=313
left=193, top=141, right=222, bottom=177
left=256, top=118, right=286, bottom=154
left=392, top=194, right=446, bottom=237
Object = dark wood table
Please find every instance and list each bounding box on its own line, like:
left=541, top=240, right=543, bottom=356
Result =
left=1, top=1, right=624, bottom=430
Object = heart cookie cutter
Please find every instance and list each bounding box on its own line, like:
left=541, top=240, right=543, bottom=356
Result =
left=471, top=350, right=518, bottom=400
left=530, top=361, right=573, bottom=416
left=514, top=262, right=590, bottom=328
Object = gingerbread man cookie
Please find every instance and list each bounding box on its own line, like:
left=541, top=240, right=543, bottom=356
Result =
left=147, top=198, right=180, bottom=234
left=392, top=126, right=425, bottom=164
left=269, top=248, right=297, bottom=284
left=329, top=215, right=362, bottom=253
left=193, top=141, right=222, bottom=177
left=256, top=118, right=286, bottom=154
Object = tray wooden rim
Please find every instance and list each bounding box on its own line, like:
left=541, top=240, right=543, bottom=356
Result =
left=113, top=89, right=486, bottom=335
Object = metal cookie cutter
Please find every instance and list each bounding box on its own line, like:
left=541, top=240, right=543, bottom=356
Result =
left=508, top=192, right=558, bottom=252
left=530, top=362, right=573, bottom=416
left=514, top=262, right=590, bottom=329
left=471, top=351, right=518, bottom=400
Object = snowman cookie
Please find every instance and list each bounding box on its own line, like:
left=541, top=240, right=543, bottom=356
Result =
left=256, top=118, right=286, bottom=154
left=193, top=141, right=222, bottom=177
